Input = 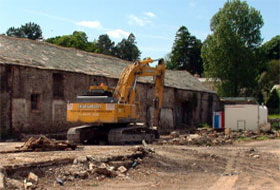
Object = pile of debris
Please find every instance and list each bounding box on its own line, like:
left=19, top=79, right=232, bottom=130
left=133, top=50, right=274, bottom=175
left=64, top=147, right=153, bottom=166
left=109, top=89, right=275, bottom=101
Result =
left=158, top=128, right=280, bottom=146
left=5, top=146, right=153, bottom=189
left=16, top=135, right=76, bottom=151
left=51, top=146, right=152, bottom=183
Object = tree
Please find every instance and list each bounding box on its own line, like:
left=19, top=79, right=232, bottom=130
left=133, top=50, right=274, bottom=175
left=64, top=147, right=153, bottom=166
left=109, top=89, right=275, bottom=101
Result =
left=169, top=26, right=203, bottom=75
left=6, top=27, right=23, bottom=38
left=95, top=34, right=115, bottom=56
left=46, top=31, right=96, bottom=52
left=6, top=22, right=42, bottom=40
left=258, top=59, right=280, bottom=97
left=201, top=0, right=264, bottom=97
left=115, top=33, right=141, bottom=61
left=257, top=35, right=280, bottom=101
left=46, top=32, right=142, bottom=60
left=262, top=35, right=280, bottom=60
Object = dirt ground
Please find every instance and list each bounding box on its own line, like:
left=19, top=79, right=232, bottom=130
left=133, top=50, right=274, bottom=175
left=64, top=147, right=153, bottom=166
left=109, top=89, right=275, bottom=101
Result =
left=1, top=139, right=280, bottom=190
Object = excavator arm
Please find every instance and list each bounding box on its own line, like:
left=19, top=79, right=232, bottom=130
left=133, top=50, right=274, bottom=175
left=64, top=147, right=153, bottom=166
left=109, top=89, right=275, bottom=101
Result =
left=113, top=58, right=165, bottom=127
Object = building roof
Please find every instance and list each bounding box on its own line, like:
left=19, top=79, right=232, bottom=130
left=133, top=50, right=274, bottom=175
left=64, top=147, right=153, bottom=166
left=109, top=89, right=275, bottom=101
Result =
left=0, top=35, right=214, bottom=93
left=221, top=97, right=258, bottom=105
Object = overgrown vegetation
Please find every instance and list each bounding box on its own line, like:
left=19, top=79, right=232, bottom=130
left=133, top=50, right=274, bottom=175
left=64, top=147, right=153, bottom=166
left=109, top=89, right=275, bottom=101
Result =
left=269, top=114, right=280, bottom=119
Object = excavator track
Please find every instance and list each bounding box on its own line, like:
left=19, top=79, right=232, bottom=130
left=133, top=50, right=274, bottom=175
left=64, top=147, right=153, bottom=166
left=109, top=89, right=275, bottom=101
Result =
left=108, top=126, right=158, bottom=145
left=67, top=124, right=158, bottom=145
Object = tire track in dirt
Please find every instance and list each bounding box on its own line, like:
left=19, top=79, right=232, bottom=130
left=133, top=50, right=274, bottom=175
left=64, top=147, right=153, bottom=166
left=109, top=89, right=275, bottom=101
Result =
left=209, top=151, right=239, bottom=190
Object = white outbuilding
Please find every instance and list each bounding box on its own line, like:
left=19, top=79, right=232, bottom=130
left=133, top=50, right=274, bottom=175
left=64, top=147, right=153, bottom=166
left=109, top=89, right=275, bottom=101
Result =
left=214, top=97, right=268, bottom=131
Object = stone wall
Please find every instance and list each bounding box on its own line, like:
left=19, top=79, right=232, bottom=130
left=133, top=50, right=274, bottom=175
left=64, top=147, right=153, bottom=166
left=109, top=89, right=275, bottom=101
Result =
left=0, top=65, right=12, bottom=140
left=0, top=64, right=222, bottom=138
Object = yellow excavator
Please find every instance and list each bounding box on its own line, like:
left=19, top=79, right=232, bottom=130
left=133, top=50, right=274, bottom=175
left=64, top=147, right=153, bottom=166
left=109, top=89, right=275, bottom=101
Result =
left=66, top=58, right=165, bottom=144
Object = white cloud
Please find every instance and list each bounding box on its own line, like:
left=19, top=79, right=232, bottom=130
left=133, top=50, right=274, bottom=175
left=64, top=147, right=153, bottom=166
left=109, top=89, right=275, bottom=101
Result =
left=128, top=14, right=151, bottom=26
left=107, top=29, right=130, bottom=39
left=144, top=12, right=156, bottom=18
left=76, top=21, right=102, bottom=29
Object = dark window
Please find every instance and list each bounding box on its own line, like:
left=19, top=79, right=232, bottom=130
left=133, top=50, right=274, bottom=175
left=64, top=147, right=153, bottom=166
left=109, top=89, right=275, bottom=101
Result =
left=53, top=73, right=64, bottom=98
left=31, top=94, right=40, bottom=110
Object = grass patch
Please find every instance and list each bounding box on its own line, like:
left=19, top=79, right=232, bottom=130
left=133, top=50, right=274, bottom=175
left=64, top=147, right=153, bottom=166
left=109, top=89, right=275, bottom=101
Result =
left=256, top=135, right=269, bottom=141
left=237, top=136, right=252, bottom=142
left=269, top=114, right=280, bottom=119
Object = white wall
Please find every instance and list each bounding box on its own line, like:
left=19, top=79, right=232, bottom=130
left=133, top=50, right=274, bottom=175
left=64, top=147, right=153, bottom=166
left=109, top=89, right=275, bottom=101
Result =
left=225, top=104, right=259, bottom=130
left=259, top=105, right=268, bottom=125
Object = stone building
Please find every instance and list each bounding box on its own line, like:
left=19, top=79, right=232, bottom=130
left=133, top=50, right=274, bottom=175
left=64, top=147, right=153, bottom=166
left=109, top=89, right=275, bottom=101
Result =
left=0, top=35, right=222, bottom=140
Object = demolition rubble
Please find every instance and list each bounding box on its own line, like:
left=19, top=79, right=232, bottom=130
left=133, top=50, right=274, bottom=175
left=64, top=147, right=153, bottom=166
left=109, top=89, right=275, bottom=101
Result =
left=158, top=128, right=280, bottom=146
left=3, top=146, right=153, bottom=189
left=16, top=135, right=76, bottom=152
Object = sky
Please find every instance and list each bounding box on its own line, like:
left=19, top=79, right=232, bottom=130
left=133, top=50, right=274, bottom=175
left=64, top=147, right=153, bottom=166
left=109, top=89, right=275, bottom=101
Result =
left=0, top=0, right=279, bottom=59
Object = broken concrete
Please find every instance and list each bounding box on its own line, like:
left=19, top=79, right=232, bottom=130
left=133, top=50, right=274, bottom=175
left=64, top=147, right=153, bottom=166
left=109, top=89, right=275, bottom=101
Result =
left=27, top=172, right=39, bottom=184
left=117, top=166, right=127, bottom=173
left=93, top=163, right=117, bottom=177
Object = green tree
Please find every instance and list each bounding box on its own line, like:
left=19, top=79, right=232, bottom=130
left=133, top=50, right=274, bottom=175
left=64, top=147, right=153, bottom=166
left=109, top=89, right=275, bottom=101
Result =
left=258, top=60, right=280, bottom=96
left=262, top=35, right=280, bottom=60
left=6, top=22, right=42, bottom=40
left=115, top=33, right=141, bottom=61
left=169, top=26, right=203, bottom=75
left=95, top=34, right=115, bottom=56
left=257, top=35, right=280, bottom=101
left=201, top=0, right=264, bottom=97
left=46, top=31, right=96, bottom=52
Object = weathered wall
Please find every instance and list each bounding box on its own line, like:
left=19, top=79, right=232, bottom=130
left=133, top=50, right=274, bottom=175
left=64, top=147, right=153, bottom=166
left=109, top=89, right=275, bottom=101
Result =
left=0, top=64, right=222, bottom=138
left=0, top=65, right=12, bottom=139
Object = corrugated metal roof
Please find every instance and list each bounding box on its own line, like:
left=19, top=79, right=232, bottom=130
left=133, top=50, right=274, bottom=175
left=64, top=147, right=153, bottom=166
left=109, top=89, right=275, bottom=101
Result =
left=0, top=35, right=214, bottom=93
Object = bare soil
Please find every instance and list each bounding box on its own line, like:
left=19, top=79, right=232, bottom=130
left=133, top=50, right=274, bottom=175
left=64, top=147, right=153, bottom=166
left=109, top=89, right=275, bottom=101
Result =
left=1, top=140, right=280, bottom=190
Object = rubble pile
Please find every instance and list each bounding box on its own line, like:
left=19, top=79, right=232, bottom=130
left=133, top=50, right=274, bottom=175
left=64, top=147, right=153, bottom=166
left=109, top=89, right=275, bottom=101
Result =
left=16, top=135, right=76, bottom=151
left=51, top=146, right=151, bottom=183
left=5, top=146, right=152, bottom=189
left=159, top=128, right=280, bottom=146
